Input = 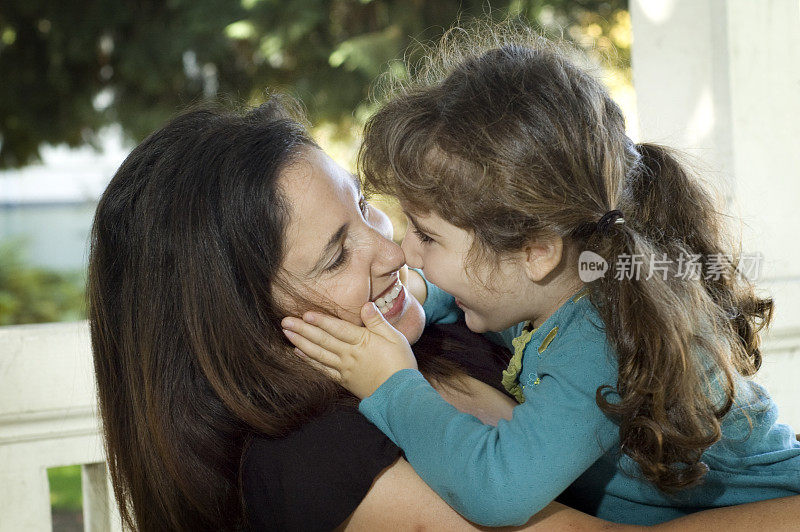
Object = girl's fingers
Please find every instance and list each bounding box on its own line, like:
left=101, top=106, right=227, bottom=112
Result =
left=282, top=328, right=343, bottom=370
left=360, top=302, right=402, bottom=341
left=293, top=348, right=342, bottom=381
left=301, top=311, right=363, bottom=344
left=281, top=318, right=351, bottom=355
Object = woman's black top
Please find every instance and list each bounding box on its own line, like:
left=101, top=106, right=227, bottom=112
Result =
left=241, top=321, right=513, bottom=531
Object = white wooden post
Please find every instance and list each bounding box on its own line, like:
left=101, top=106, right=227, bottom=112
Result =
left=82, top=462, right=123, bottom=532
left=630, top=0, right=800, bottom=424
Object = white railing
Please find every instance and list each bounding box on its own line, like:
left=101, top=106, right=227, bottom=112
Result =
left=1, top=320, right=799, bottom=532
left=0, top=321, right=121, bottom=532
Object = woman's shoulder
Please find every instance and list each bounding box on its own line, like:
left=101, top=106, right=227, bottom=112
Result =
left=242, top=402, right=401, bottom=531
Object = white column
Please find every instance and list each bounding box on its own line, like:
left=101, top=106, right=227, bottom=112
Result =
left=630, top=0, right=800, bottom=425
left=630, top=0, right=800, bottom=334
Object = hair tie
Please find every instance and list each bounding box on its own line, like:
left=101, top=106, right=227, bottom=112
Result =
left=596, top=210, right=625, bottom=235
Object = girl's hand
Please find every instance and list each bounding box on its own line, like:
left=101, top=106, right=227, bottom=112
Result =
left=281, top=303, right=418, bottom=399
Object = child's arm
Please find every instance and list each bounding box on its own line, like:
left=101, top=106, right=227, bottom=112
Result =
left=355, top=367, right=617, bottom=526
left=282, top=304, right=618, bottom=527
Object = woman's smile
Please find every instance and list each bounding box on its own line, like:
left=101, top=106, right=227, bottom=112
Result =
left=373, top=277, right=407, bottom=320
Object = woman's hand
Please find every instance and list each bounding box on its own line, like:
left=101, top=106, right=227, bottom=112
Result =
left=281, top=303, right=418, bottom=399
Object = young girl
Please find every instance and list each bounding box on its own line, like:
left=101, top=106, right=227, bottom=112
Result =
left=281, top=29, right=800, bottom=526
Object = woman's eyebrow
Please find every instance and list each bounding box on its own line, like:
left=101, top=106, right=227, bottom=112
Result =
left=404, top=211, right=440, bottom=237
left=311, top=223, right=349, bottom=274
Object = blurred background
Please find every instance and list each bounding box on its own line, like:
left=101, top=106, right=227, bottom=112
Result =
left=0, top=0, right=632, bottom=327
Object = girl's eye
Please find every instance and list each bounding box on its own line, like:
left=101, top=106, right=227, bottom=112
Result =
left=412, top=226, right=434, bottom=244
left=326, top=246, right=350, bottom=272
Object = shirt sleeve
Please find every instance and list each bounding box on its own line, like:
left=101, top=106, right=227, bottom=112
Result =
left=242, top=404, right=402, bottom=531
left=412, top=268, right=463, bottom=326
left=358, top=338, right=620, bottom=527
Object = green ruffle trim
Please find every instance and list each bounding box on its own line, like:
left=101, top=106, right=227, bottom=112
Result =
left=501, top=323, right=536, bottom=404
left=500, top=288, right=587, bottom=403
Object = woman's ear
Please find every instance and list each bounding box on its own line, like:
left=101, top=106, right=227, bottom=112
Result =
left=521, top=236, right=564, bottom=282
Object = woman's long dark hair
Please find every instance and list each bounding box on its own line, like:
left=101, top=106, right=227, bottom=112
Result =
left=88, top=97, right=471, bottom=530
left=360, top=22, right=773, bottom=493
left=89, top=98, right=342, bottom=530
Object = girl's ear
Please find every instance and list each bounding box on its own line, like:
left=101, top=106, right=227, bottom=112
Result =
left=521, top=236, right=564, bottom=282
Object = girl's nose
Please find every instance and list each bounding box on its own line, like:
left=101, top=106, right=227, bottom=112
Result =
left=400, top=233, right=422, bottom=270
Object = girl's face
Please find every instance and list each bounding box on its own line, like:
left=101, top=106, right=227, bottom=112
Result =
left=278, top=147, right=425, bottom=344
left=401, top=208, right=535, bottom=333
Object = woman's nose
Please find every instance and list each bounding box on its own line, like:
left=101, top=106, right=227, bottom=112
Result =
left=371, top=229, right=405, bottom=277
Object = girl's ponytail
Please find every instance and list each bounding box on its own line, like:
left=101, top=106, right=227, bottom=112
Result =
left=591, top=142, right=773, bottom=491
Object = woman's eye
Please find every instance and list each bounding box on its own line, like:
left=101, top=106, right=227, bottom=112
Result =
left=412, top=226, right=434, bottom=244
left=358, top=196, right=370, bottom=218
left=326, top=246, right=350, bottom=272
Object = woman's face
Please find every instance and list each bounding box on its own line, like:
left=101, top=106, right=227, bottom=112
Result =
left=277, top=147, right=425, bottom=344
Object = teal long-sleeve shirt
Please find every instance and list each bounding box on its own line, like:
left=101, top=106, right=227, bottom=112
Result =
left=358, top=276, right=800, bottom=526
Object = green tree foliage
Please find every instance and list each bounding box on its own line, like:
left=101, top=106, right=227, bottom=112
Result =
left=47, top=465, right=83, bottom=512
left=0, top=0, right=627, bottom=169
left=0, top=239, right=86, bottom=325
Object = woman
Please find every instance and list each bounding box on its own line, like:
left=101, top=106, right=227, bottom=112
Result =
left=87, top=98, right=544, bottom=530
left=88, top=98, right=800, bottom=531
